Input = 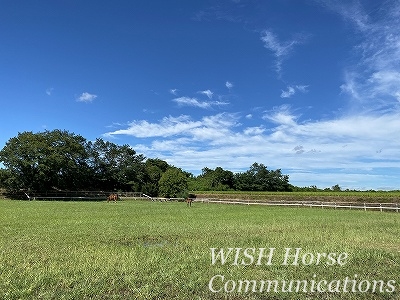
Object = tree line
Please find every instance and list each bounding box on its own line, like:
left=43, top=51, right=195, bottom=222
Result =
left=0, top=130, right=292, bottom=198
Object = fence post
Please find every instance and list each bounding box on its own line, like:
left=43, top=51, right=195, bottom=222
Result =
left=380, top=203, right=382, bottom=212
left=364, top=203, right=366, bottom=212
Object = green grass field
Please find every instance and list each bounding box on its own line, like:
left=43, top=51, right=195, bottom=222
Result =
left=1, top=199, right=399, bottom=299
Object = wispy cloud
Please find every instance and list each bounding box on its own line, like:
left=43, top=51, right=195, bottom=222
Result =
left=280, top=86, right=295, bottom=98
left=263, top=105, right=298, bottom=126
left=243, top=126, right=265, bottom=135
left=172, top=97, right=228, bottom=109
left=193, top=2, right=244, bottom=23
left=103, top=113, right=237, bottom=139
left=225, top=81, right=234, bottom=90
left=173, top=97, right=210, bottom=109
left=281, top=85, right=309, bottom=98
left=198, top=89, right=213, bottom=99
left=319, top=0, right=369, bottom=31
left=260, top=29, right=308, bottom=76
left=169, top=88, right=178, bottom=95
left=295, top=85, right=309, bottom=93
left=76, top=92, right=97, bottom=103
left=46, top=88, right=54, bottom=96
left=329, top=0, right=400, bottom=112
left=171, top=85, right=230, bottom=109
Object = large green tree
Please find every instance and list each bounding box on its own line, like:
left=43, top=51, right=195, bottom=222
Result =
left=0, top=130, right=90, bottom=191
left=190, top=167, right=234, bottom=191
left=158, top=167, right=188, bottom=198
left=0, top=168, right=11, bottom=189
left=87, top=139, right=145, bottom=191
left=142, top=158, right=170, bottom=196
left=234, top=163, right=291, bottom=191
left=0, top=130, right=146, bottom=192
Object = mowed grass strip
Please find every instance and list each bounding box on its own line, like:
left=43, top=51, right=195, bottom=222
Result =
left=0, top=199, right=399, bottom=299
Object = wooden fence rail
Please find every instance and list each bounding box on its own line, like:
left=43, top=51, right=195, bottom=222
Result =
left=195, top=198, right=400, bottom=212
left=5, top=192, right=399, bottom=212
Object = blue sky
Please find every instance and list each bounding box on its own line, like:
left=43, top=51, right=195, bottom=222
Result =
left=1, top=0, right=400, bottom=190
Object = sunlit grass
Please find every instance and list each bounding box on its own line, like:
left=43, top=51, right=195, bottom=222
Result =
left=0, top=199, right=399, bottom=299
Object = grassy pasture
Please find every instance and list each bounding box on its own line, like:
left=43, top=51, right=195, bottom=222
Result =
left=0, top=199, right=399, bottom=299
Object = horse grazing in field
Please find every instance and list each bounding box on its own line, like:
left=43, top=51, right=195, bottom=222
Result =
left=186, top=198, right=193, bottom=207
left=107, top=193, right=118, bottom=203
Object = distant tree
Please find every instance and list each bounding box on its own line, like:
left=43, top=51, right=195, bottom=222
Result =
left=87, top=138, right=145, bottom=191
left=292, top=185, right=321, bottom=192
left=191, top=167, right=234, bottom=191
left=158, top=167, right=188, bottom=198
left=211, top=167, right=234, bottom=190
left=145, top=158, right=169, bottom=173
left=331, top=184, right=341, bottom=192
left=142, top=158, right=170, bottom=196
left=268, top=169, right=291, bottom=191
left=234, top=163, right=291, bottom=191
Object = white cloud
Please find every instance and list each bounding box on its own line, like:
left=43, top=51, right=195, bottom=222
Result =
left=103, top=113, right=237, bottom=139
left=320, top=0, right=369, bottom=31
left=172, top=96, right=228, bottom=109
left=198, top=89, right=213, bottom=99
left=295, top=85, right=309, bottom=93
left=170, top=84, right=232, bottom=109
left=103, top=116, right=195, bottom=138
left=77, top=92, right=97, bottom=103
left=173, top=97, right=210, bottom=109
left=225, top=81, right=234, bottom=89
left=103, top=107, right=400, bottom=189
left=331, top=0, right=400, bottom=111
left=263, top=105, right=298, bottom=126
left=46, top=88, right=54, bottom=96
left=243, top=126, right=265, bottom=135
left=340, top=71, right=361, bottom=100
left=260, top=29, right=308, bottom=76
left=280, top=86, right=295, bottom=98
left=281, top=85, right=309, bottom=98
left=169, top=88, right=178, bottom=95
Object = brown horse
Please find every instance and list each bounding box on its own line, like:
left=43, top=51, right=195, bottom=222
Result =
left=107, top=193, right=118, bottom=203
left=186, top=198, right=193, bottom=207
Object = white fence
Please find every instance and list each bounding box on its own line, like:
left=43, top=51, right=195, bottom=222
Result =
left=195, top=198, right=400, bottom=212
left=20, top=191, right=399, bottom=212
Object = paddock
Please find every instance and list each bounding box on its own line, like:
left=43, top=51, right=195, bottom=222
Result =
left=0, top=200, right=399, bottom=299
